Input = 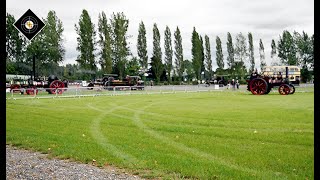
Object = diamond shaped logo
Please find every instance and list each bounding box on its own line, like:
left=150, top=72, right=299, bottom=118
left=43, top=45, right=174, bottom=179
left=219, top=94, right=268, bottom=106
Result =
left=13, top=9, right=45, bottom=41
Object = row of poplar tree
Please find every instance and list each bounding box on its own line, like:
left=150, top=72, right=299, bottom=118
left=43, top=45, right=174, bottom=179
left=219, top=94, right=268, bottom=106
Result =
left=6, top=10, right=314, bottom=83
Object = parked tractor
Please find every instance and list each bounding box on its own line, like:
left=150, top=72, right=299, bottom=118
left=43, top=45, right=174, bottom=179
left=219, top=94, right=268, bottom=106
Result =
left=102, top=74, right=145, bottom=90
left=246, top=67, right=295, bottom=95
left=205, top=75, right=229, bottom=87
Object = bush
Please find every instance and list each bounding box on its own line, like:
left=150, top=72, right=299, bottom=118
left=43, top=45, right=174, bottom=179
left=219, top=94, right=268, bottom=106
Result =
left=192, top=81, right=199, bottom=85
left=172, top=81, right=182, bottom=85
left=239, top=79, right=247, bottom=84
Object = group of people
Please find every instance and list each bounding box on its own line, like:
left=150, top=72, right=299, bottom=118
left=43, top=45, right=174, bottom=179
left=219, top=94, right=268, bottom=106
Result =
left=227, top=79, right=240, bottom=90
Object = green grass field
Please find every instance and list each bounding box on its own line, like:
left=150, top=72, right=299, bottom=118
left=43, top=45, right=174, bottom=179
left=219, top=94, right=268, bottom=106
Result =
left=6, top=91, right=314, bottom=179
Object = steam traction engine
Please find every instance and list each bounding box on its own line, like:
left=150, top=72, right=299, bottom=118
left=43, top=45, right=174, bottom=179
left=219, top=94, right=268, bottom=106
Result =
left=246, top=67, right=295, bottom=95
left=101, top=74, right=144, bottom=90
left=9, top=55, right=68, bottom=95
left=10, top=75, right=68, bottom=95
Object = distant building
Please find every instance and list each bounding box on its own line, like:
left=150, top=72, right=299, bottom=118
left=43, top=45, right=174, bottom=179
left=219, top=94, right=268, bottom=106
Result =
left=6, top=74, right=31, bottom=81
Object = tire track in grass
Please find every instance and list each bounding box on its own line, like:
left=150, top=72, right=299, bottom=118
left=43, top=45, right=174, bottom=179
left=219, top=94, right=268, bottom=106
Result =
left=87, top=100, right=289, bottom=178
left=87, top=102, right=139, bottom=165
left=117, top=106, right=312, bottom=149
left=115, top=102, right=288, bottom=178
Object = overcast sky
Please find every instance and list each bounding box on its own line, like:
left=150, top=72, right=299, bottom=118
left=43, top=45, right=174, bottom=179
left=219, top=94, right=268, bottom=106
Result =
left=7, top=0, right=314, bottom=70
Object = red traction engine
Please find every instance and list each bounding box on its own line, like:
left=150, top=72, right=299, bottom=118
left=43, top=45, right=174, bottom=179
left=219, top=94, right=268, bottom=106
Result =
left=246, top=67, right=295, bottom=95
left=44, top=75, right=68, bottom=94
left=10, top=75, right=68, bottom=95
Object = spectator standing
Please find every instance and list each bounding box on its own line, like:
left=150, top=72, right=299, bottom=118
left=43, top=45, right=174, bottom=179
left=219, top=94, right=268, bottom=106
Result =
left=236, top=80, right=239, bottom=89
left=231, top=79, right=235, bottom=90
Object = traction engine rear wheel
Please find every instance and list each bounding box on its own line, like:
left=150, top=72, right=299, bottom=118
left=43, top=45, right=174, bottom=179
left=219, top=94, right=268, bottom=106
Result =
left=49, top=80, right=65, bottom=94
left=249, top=78, right=268, bottom=95
left=289, top=84, right=295, bottom=94
left=278, top=84, right=290, bottom=95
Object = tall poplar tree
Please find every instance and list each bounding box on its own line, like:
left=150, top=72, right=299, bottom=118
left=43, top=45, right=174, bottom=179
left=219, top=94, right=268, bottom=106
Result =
left=234, top=32, right=247, bottom=65
left=215, top=36, right=224, bottom=70
left=248, top=32, right=255, bottom=72
left=98, top=11, right=112, bottom=74
left=199, top=36, right=205, bottom=74
left=137, top=21, right=148, bottom=71
left=204, top=35, right=212, bottom=79
left=174, top=26, right=183, bottom=81
left=226, top=32, right=235, bottom=68
left=110, top=12, right=130, bottom=79
left=191, top=27, right=202, bottom=80
left=75, top=9, right=96, bottom=72
left=151, top=23, right=163, bottom=83
left=270, top=39, right=279, bottom=65
left=259, top=39, right=266, bottom=71
left=164, top=26, right=173, bottom=83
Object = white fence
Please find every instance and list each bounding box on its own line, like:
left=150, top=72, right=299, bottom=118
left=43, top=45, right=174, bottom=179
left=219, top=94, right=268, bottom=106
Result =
left=6, top=84, right=314, bottom=100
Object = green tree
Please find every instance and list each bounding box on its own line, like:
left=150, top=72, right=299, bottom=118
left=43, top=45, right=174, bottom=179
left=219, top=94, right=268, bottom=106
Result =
left=270, top=39, right=280, bottom=65
left=191, top=27, right=202, bottom=80
left=226, top=32, right=235, bottom=68
left=199, top=36, right=205, bottom=74
left=152, top=23, right=163, bottom=83
left=6, top=13, right=26, bottom=74
left=6, top=13, right=25, bottom=63
left=137, top=21, right=148, bottom=72
left=164, top=26, right=173, bottom=83
left=183, top=59, right=194, bottom=81
left=277, top=30, right=297, bottom=65
left=259, top=39, right=266, bottom=71
left=215, top=36, right=224, bottom=70
left=25, top=11, right=65, bottom=76
left=294, top=31, right=313, bottom=68
left=310, top=35, right=314, bottom=69
left=150, top=56, right=164, bottom=83
left=42, top=11, right=65, bottom=64
left=234, top=32, right=247, bottom=68
left=98, top=11, right=112, bottom=74
left=204, top=35, right=212, bottom=79
left=248, top=32, right=255, bottom=72
left=75, top=9, right=97, bottom=74
left=25, top=31, right=47, bottom=76
left=294, top=31, right=313, bottom=82
left=174, top=26, right=184, bottom=82
left=126, top=56, right=140, bottom=76
left=110, top=12, right=130, bottom=79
